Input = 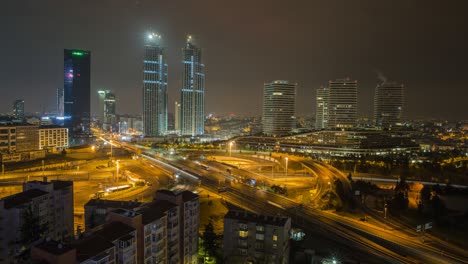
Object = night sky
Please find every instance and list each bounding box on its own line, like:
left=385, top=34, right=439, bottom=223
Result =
left=1, top=0, right=467, bottom=120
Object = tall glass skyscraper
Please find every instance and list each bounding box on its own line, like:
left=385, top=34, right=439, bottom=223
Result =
left=262, top=80, right=297, bottom=136
left=64, top=49, right=91, bottom=140
left=143, top=33, right=168, bottom=137
left=180, top=35, right=205, bottom=136
left=374, top=82, right=404, bottom=128
left=315, top=86, right=329, bottom=130
left=328, top=78, right=358, bottom=128
left=13, top=99, right=25, bottom=119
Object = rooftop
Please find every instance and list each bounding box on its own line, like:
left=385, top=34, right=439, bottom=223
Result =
left=94, top=221, right=136, bottom=242
left=74, top=235, right=115, bottom=262
left=33, top=239, right=75, bottom=256
left=111, top=208, right=141, bottom=218
left=85, top=199, right=142, bottom=209
left=26, top=180, right=73, bottom=190
left=2, top=189, right=49, bottom=209
left=224, top=210, right=290, bottom=227
left=139, top=200, right=177, bottom=225
left=156, top=189, right=198, bottom=202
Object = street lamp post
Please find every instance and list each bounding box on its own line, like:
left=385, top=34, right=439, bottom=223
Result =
left=229, top=142, right=233, bottom=157
left=110, top=140, right=113, bottom=159
left=285, top=157, right=288, bottom=177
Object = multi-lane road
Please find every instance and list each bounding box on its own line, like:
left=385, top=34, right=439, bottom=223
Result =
left=140, top=151, right=468, bottom=264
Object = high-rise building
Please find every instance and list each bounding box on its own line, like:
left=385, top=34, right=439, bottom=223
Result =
left=180, top=35, right=205, bottom=136
left=262, top=80, right=297, bottom=136
left=98, top=90, right=117, bottom=131
left=13, top=99, right=25, bottom=119
left=315, top=86, right=329, bottom=130
left=57, top=87, right=64, bottom=116
left=174, top=101, right=181, bottom=134
left=223, top=211, right=291, bottom=264
left=63, top=49, right=91, bottom=141
left=327, top=78, right=358, bottom=128
left=374, top=82, right=404, bottom=128
left=142, top=33, right=168, bottom=137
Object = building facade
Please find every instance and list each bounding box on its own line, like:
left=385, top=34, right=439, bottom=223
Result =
left=155, top=190, right=199, bottom=264
left=39, top=126, right=69, bottom=152
left=180, top=35, right=205, bottom=136
left=23, top=180, right=74, bottom=241
left=223, top=211, right=291, bottom=264
left=0, top=124, right=46, bottom=163
left=262, top=80, right=297, bottom=136
left=327, top=78, right=358, bottom=129
left=315, top=86, right=329, bottom=130
left=143, top=33, right=168, bottom=137
left=374, top=82, right=404, bottom=128
left=0, top=180, right=73, bottom=263
left=63, top=49, right=91, bottom=142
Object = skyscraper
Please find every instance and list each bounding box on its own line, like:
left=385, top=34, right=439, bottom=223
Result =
left=13, top=99, right=24, bottom=119
left=98, top=90, right=117, bottom=131
left=262, top=80, right=297, bottom=136
left=180, top=35, right=205, bottom=136
left=328, top=78, right=358, bottom=128
left=174, top=101, right=181, bottom=134
left=143, top=33, right=168, bottom=137
left=64, top=49, right=91, bottom=140
left=315, top=86, right=329, bottom=129
left=374, top=82, right=404, bottom=128
left=57, top=87, right=64, bottom=116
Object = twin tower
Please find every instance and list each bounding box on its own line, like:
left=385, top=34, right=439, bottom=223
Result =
left=143, top=33, right=205, bottom=137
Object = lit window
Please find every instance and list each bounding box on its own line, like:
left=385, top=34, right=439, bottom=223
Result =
left=239, top=231, right=248, bottom=238
left=256, top=225, right=264, bottom=232
left=273, top=234, right=278, bottom=241
left=255, top=233, right=264, bottom=240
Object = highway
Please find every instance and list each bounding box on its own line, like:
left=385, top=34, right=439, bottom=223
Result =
left=141, top=151, right=468, bottom=264
left=100, top=135, right=468, bottom=263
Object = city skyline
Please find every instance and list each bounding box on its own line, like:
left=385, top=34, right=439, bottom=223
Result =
left=1, top=0, right=467, bottom=120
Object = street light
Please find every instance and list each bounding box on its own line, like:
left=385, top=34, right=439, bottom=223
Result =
left=229, top=141, right=234, bottom=157
left=110, top=140, right=113, bottom=159
left=285, top=157, right=288, bottom=176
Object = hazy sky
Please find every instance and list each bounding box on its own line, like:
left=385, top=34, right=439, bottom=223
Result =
left=1, top=0, right=467, bottom=120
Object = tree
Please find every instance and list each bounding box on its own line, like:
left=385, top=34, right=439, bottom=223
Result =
left=21, top=205, right=47, bottom=246
left=202, top=221, right=219, bottom=259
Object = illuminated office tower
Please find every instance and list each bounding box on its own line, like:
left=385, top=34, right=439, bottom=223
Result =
left=98, top=90, right=117, bottom=131
left=180, top=35, right=205, bottom=136
left=143, top=33, right=168, bottom=137
left=374, top=82, right=404, bottom=128
left=328, top=78, right=358, bottom=128
left=13, top=99, right=25, bottom=119
left=262, top=80, right=297, bottom=136
left=315, top=86, right=329, bottom=129
left=64, top=49, right=91, bottom=140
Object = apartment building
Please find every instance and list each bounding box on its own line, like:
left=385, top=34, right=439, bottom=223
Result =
left=223, top=211, right=291, bottom=264
left=84, top=199, right=143, bottom=231
left=155, top=190, right=199, bottom=264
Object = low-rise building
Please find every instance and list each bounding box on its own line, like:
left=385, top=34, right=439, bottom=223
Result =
left=223, top=211, right=291, bottom=264
left=39, top=126, right=69, bottom=152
